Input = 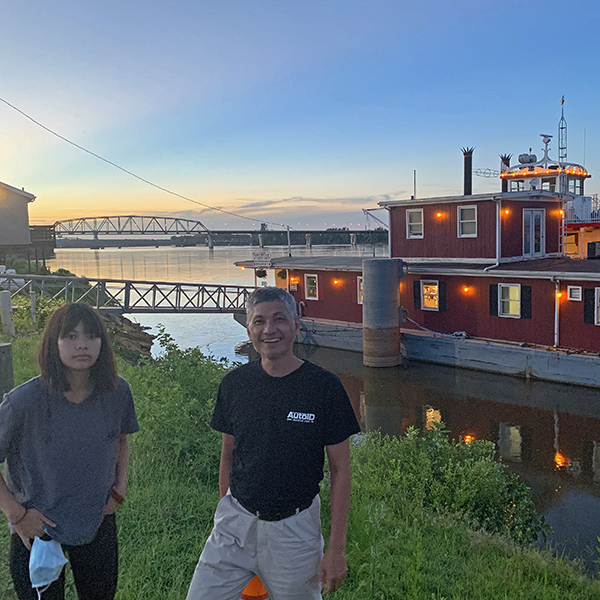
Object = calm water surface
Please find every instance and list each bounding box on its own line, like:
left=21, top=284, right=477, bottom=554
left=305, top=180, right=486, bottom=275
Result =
left=48, top=245, right=600, bottom=567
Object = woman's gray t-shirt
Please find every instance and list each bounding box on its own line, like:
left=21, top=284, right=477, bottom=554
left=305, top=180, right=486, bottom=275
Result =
left=0, top=376, right=139, bottom=545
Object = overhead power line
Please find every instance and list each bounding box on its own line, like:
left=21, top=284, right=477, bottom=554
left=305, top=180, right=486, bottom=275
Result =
left=0, top=96, right=291, bottom=229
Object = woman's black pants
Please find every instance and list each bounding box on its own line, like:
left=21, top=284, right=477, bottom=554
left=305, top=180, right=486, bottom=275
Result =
left=9, top=513, right=118, bottom=600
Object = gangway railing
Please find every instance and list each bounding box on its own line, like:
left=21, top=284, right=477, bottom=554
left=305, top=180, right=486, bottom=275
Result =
left=0, top=274, right=255, bottom=314
left=565, top=194, right=600, bottom=224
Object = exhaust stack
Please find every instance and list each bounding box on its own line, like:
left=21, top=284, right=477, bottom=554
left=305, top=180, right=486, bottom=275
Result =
left=461, top=147, right=474, bottom=195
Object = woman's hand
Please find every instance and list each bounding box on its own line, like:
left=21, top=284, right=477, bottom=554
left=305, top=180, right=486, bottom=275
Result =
left=103, top=487, right=126, bottom=515
left=13, top=508, right=56, bottom=550
left=103, top=497, right=119, bottom=515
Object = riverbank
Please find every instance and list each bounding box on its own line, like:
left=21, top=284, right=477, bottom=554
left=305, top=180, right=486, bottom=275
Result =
left=1, top=327, right=600, bottom=598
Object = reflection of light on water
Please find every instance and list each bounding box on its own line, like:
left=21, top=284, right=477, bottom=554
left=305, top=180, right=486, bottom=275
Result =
left=424, top=406, right=442, bottom=430
left=555, top=451, right=571, bottom=469
left=498, top=424, right=522, bottom=462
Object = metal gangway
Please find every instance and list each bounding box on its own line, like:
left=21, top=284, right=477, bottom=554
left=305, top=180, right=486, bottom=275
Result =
left=0, top=274, right=254, bottom=314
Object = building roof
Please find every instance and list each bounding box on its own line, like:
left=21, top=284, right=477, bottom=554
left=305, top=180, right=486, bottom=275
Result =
left=0, top=180, right=36, bottom=201
left=378, top=190, right=563, bottom=208
left=236, top=254, right=600, bottom=282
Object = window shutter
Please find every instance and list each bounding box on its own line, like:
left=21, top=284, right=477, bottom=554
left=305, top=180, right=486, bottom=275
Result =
left=489, top=284, right=498, bottom=316
left=521, top=286, right=532, bottom=319
left=584, top=288, right=595, bottom=324
left=413, top=281, right=421, bottom=309
left=439, top=281, right=447, bottom=311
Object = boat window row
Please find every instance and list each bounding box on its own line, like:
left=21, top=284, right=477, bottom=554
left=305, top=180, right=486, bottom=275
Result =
left=406, top=206, right=478, bottom=239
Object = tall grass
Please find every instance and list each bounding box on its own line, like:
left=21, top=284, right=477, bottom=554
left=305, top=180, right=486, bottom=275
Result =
left=2, top=332, right=600, bottom=599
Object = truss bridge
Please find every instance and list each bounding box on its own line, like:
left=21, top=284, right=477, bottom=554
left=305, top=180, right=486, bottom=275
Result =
left=1, top=274, right=254, bottom=314
left=54, top=215, right=209, bottom=237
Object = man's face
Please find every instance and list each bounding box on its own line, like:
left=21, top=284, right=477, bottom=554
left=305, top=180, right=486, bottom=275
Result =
left=247, top=301, right=300, bottom=361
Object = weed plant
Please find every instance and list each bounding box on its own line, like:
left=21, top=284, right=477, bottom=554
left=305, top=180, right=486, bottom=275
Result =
left=1, top=333, right=600, bottom=599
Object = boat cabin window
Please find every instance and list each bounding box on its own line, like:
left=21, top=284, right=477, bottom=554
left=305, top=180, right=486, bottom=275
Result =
left=406, top=209, right=423, bottom=239
left=510, top=180, right=525, bottom=192
left=304, top=274, right=319, bottom=300
left=498, top=283, right=521, bottom=318
left=541, top=178, right=556, bottom=192
left=357, top=276, right=363, bottom=304
left=457, top=205, right=477, bottom=238
left=568, top=178, right=584, bottom=195
left=421, top=280, right=439, bottom=311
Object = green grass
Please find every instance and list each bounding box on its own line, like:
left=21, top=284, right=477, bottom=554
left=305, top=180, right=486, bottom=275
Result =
left=2, top=330, right=600, bottom=599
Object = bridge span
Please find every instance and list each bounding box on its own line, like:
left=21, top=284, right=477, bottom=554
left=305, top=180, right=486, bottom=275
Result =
left=1, top=274, right=253, bottom=314
left=55, top=215, right=210, bottom=236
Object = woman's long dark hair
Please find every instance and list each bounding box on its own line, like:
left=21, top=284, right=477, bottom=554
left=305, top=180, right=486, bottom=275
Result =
left=39, top=303, right=118, bottom=394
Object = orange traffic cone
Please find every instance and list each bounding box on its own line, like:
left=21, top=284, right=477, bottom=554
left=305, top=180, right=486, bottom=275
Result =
left=240, top=575, right=269, bottom=599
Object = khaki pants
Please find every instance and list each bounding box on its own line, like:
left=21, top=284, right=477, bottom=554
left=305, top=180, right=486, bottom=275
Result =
left=186, top=492, right=323, bottom=600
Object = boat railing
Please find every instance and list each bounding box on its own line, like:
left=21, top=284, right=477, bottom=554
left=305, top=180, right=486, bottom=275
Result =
left=564, top=194, right=600, bottom=224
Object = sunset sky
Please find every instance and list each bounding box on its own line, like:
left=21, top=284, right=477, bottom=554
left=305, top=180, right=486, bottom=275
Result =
left=1, top=0, right=599, bottom=230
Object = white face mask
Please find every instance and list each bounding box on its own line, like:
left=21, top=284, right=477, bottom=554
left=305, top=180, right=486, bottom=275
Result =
left=29, top=537, right=68, bottom=597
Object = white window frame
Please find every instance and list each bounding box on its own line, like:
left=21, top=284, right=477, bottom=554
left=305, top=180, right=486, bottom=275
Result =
left=357, top=276, right=363, bottom=305
left=304, top=274, right=319, bottom=300
left=498, top=283, right=521, bottom=318
left=421, top=280, right=439, bottom=312
left=567, top=286, right=582, bottom=301
left=406, top=209, right=424, bottom=239
left=457, top=205, right=477, bottom=238
left=595, top=288, right=600, bottom=326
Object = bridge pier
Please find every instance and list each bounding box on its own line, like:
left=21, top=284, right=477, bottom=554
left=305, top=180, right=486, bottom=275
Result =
left=350, top=233, right=357, bottom=247
left=305, top=233, right=311, bottom=249
left=258, top=234, right=264, bottom=248
left=207, top=234, right=214, bottom=249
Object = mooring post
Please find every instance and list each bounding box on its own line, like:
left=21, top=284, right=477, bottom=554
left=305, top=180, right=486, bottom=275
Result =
left=0, top=343, right=14, bottom=397
left=0, top=290, right=15, bottom=337
left=362, top=258, right=406, bottom=367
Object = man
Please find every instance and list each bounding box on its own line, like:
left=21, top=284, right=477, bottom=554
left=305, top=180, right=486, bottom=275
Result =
left=186, top=286, right=360, bottom=599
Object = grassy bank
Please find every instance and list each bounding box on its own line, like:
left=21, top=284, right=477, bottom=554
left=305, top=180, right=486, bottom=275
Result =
left=2, top=332, right=600, bottom=599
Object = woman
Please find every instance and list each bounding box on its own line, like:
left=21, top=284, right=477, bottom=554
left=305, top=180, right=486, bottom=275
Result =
left=0, top=303, right=139, bottom=599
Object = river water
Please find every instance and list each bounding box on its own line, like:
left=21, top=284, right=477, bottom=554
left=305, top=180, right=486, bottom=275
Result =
left=48, top=245, right=600, bottom=567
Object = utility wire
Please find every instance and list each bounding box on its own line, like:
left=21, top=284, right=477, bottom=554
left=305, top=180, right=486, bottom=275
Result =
left=0, top=96, right=292, bottom=230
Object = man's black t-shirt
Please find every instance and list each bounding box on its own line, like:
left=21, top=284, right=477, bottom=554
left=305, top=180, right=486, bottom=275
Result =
left=210, top=360, right=360, bottom=513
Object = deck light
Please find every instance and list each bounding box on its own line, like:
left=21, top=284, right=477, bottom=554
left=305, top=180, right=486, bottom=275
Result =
left=463, top=434, right=476, bottom=444
left=556, top=291, right=563, bottom=298
left=504, top=209, right=510, bottom=215
left=333, top=278, right=341, bottom=286
left=463, top=286, right=470, bottom=293
left=436, top=212, right=443, bottom=218
left=240, top=266, right=245, bottom=270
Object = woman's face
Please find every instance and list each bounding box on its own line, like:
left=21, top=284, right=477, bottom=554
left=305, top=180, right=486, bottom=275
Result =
left=57, top=321, right=102, bottom=373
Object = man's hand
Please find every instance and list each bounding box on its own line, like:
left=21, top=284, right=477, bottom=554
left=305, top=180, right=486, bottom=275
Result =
left=13, top=508, right=56, bottom=550
left=321, top=546, right=348, bottom=594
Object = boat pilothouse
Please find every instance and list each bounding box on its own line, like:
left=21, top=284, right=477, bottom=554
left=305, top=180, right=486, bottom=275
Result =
left=500, top=133, right=590, bottom=197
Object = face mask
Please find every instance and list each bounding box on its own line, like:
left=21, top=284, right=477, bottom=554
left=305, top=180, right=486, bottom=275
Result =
left=29, top=536, right=68, bottom=597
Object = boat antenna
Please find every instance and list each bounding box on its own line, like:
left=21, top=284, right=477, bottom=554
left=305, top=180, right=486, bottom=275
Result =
left=558, top=95, right=567, bottom=165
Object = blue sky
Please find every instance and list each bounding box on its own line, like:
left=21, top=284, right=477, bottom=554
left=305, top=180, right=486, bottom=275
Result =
left=1, top=0, right=599, bottom=229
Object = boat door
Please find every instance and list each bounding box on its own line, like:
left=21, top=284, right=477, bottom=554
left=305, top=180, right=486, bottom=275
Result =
left=523, top=209, right=545, bottom=258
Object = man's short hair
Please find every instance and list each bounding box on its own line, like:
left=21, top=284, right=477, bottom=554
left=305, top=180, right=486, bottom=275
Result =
left=246, top=287, right=298, bottom=321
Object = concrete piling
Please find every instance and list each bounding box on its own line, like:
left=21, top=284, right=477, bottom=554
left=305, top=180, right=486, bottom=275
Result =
left=362, top=258, right=406, bottom=367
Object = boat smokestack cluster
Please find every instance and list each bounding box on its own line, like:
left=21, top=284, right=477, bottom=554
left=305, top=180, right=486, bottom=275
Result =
left=500, top=154, right=512, bottom=193
left=461, top=147, right=474, bottom=195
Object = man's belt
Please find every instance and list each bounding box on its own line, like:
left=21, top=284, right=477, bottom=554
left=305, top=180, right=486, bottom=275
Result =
left=237, top=497, right=314, bottom=522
